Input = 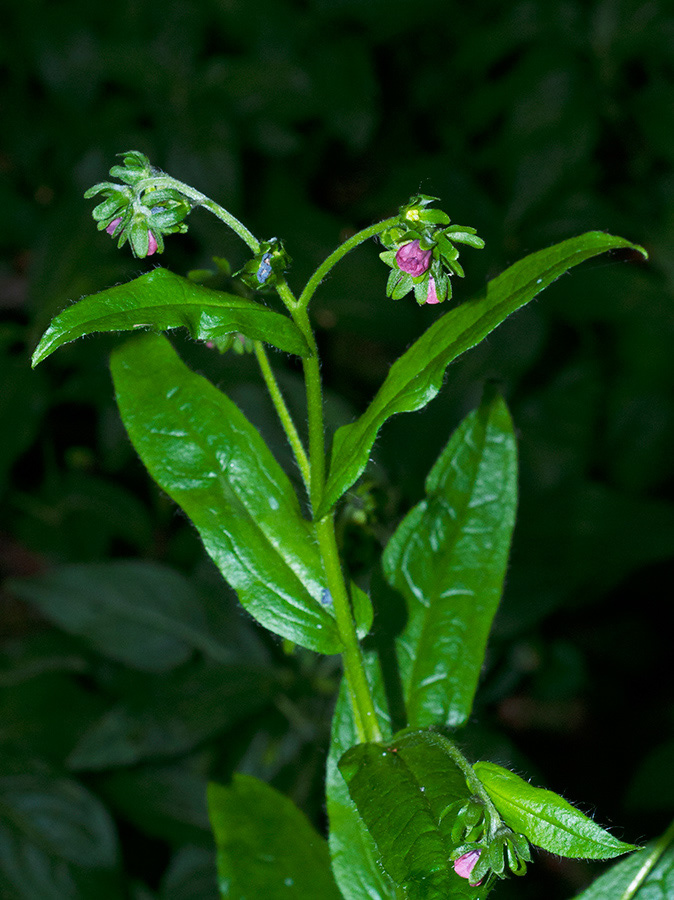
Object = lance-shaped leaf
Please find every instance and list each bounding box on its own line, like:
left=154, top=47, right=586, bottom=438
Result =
left=338, top=733, right=491, bottom=899
left=208, top=775, right=342, bottom=899
left=473, top=761, right=638, bottom=860
left=31, top=267, right=310, bottom=366
left=320, top=232, right=646, bottom=515
left=110, top=333, right=341, bottom=654
left=383, top=388, right=517, bottom=728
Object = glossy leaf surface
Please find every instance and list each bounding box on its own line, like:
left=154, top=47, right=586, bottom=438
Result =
left=338, top=731, right=490, bottom=899
left=383, top=389, right=517, bottom=728
left=321, top=233, right=646, bottom=515
left=31, top=267, right=310, bottom=365
left=208, top=775, right=342, bottom=899
left=9, top=561, right=229, bottom=672
left=110, top=333, right=341, bottom=654
left=571, top=838, right=672, bottom=899
left=474, top=761, right=637, bottom=859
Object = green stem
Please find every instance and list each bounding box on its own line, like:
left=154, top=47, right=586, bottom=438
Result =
left=138, top=175, right=260, bottom=253
left=253, top=341, right=311, bottom=493
left=285, top=295, right=381, bottom=743
left=297, top=216, right=399, bottom=310
left=428, top=733, right=502, bottom=827
left=315, top=516, right=382, bottom=744
left=619, top=817, right=674, bottom=900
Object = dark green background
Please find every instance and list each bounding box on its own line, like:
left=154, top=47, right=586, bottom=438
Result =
left=1, top=1, right=673, bottom=897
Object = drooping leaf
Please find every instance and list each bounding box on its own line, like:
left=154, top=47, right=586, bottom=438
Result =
left=0, top=754, right=121, bottom=900
left=31, top=267, right=310, bottom=366
left=327, top=651, right=401, bottom=900
left=338, top=731, right=491, bottom=899
left=570, top=834, right=673, bottom=899
left=473, top=761, right=637, bottom=859
left=320, top=233, right=647, bottom=515
left=68, top=661, right=276, bottom=770
left=208, top=775, right=342, bottom=899
left=383, top=389, right=517, bottom=728
left=110, top=333, right=341, bottom=654
left=9, top=561, right=231, bottom=673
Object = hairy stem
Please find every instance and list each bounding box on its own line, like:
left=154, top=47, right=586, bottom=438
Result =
left=138, top=175, right=260, bottom=253
left=315, top=515, right=382, bottom=743
left=253, top=341, right=311, bottom=493
left=297, top=217, right=399, bottom=310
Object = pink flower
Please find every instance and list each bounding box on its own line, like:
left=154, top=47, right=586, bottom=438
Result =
left=425, top=277, right=440, bottom=304
left=106, top=217, right=122, bottom=236
left=453, top=849, right=483, bottom=885
left=396, top=240, right=432, bottom=277
left=147, top=231, right=158, bottom=255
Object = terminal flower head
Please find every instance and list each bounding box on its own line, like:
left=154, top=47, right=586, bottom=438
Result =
left=379, top=196, right=485, bottom=306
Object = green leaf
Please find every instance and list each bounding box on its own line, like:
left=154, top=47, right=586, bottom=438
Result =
left=110, top=333, right=341, bottom=654
left=9, top=561, right=232, bottom=673
left=31, top=267, right=310, bottom=366
left=337, top=732, right=491, bottom=899
left=320, top=232, right=647, bottom=515
left=326, top=653, right=397, bottom=900
left=0, top=754, right=121, bottom=900
left=208, top=775, right=342, bottom=899
left=473, top=761, right=638, bottom=859
left=383, top=389, right=517, bottom=728
left=68, top=661, right=276, bottom=770
left=570, top=835, right=674, bottom=899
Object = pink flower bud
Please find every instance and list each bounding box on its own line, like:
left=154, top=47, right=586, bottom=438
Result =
left=147, top=231, right=158, bottom=255
left=453, top=849, right=483, bottom=885
left=395, top=240, right=432, bottom=277
left=106, top=217, right=123, bottom=236
left=425, top=277, right=440, bottom=304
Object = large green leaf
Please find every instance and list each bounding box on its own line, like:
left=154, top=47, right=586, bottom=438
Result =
left=68, top=661, right=276, bottom=770
left=110, top=333, right=341, bottom=654
left=326, top=653, right=398, bottom=900
left=474, top=761, right=637, bottom=859
left=338, top=731, right=491, bottom=899
left=9, top=561, right=231, bottom=673
left=320, top=233, right=647, bottom=515
left=383, top=389, right=517, bottom=728
left=0, top=754, right=121, bottom=900
left=31, top=267, right=310, bottom=365
left=571, top=834, right=673, bottom=899
left=208, top=775, right=342, bottom=899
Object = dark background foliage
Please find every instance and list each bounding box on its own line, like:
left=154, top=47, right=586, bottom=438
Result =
left=1, top=1, right=673, bottom=897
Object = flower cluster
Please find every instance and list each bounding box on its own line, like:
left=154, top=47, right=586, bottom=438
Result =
left=85, top=151, right=192, bottom=258
left=448, top=796, right=531, bottom=887
left=235, top=237, right=291, bottom=292
left=379, top=194, right=485, bottom=305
